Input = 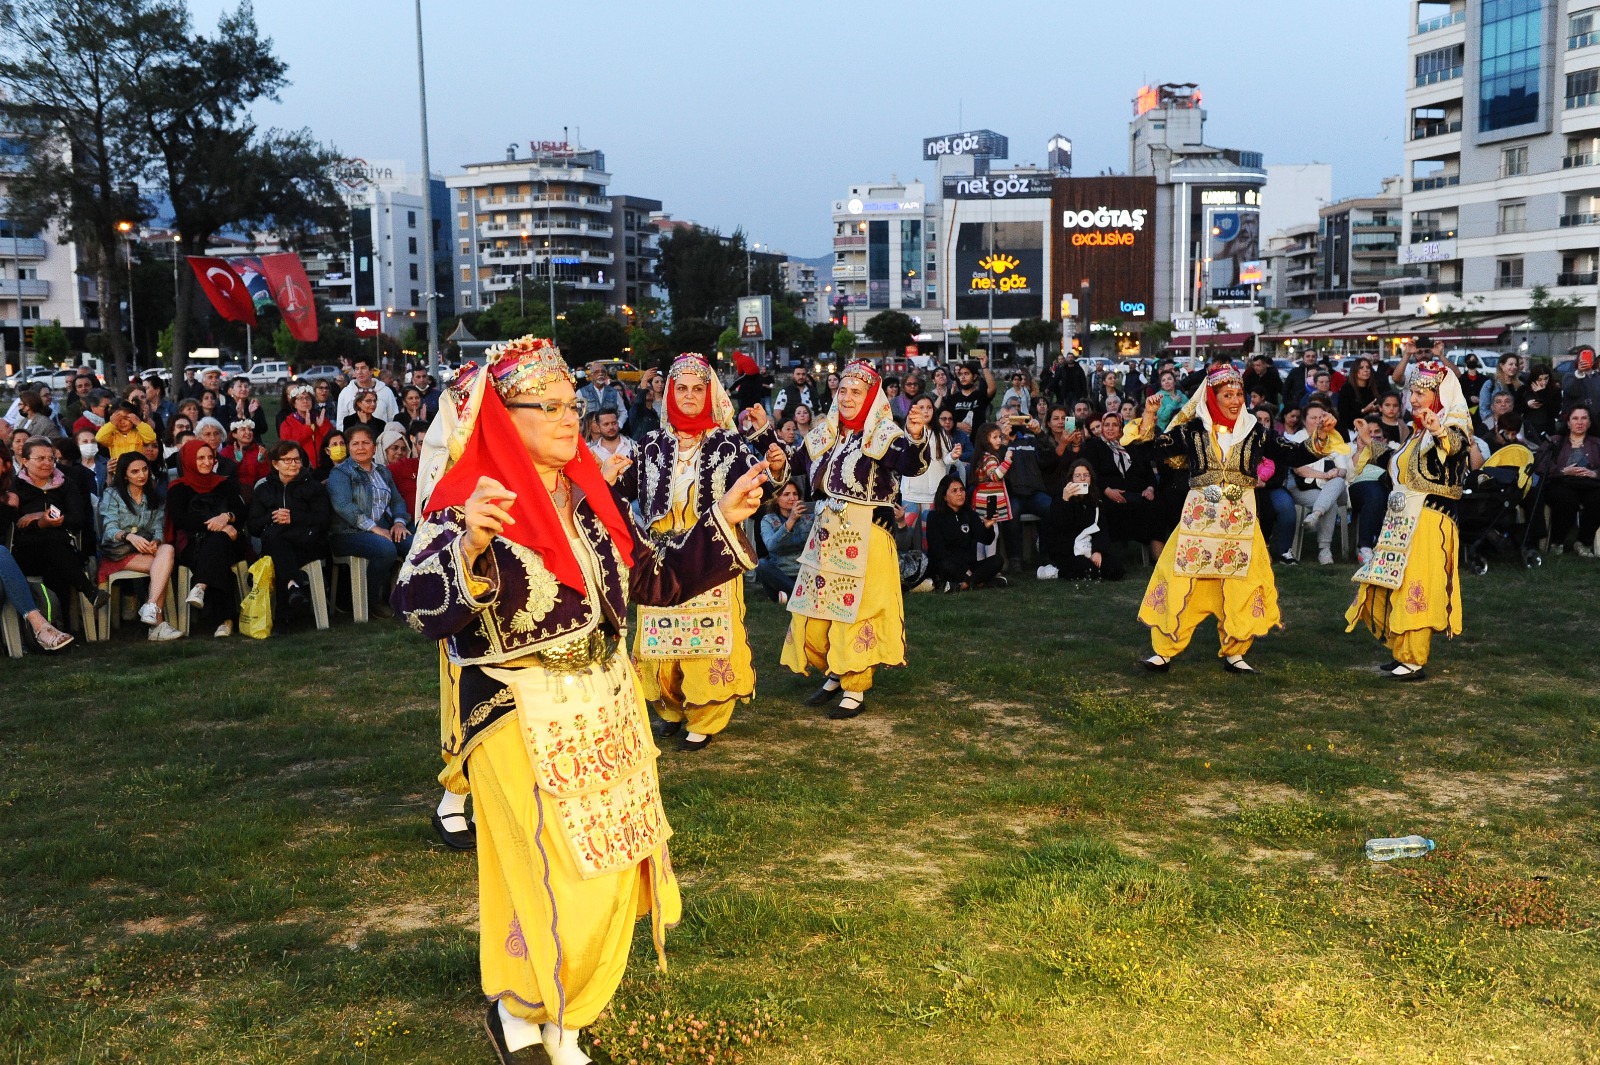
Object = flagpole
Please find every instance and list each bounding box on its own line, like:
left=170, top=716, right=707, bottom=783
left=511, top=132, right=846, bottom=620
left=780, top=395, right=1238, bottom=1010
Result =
left=414, top=0, right=439, bottom=379
left=246, top=322, right=252, bottom=368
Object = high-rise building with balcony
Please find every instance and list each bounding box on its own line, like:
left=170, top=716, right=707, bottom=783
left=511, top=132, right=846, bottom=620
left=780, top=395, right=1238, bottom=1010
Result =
left=446, top=142, right=617, bottom=318
left=1401, top=0, right=1600, bottom=329
left=610, top=195, right=661, bottom=312
left=828, top=180, right=942, bottom=341
left=1318, top=178, right=1407, bottom=305
left=1, top=133, right=96, bottom=368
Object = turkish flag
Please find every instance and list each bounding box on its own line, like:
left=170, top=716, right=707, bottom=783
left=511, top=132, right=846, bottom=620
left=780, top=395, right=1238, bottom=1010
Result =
left=260, top=252, right=320, bottom=343
left=188, top=256, right=257, bottom=326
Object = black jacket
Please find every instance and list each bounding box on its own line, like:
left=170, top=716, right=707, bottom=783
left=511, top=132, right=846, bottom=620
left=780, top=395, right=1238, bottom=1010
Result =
left=925, top=505, right=996, bottom=581
left=247, top=472, right=332, bottom=552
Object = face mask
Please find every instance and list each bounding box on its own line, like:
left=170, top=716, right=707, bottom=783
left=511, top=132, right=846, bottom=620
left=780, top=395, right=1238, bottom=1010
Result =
left=79, top=442, right=99, bottom=459
left=327, top=444, right=348, bottom=463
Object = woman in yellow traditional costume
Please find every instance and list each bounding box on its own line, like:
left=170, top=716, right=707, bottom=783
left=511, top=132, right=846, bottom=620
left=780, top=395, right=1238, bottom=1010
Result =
left=1132, top=363, right=1319, bottom=673
left=615, top=353, right=783, bottom=751
left=781, top=360, right=930, bottom=718
left=1345, top=360, right=1471, bottom=681
left=393, top=337, right=767, bottom=1065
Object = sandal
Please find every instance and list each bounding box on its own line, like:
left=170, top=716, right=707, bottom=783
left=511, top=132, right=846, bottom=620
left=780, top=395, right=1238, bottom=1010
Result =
left=34, top=623, right=74, bottom=652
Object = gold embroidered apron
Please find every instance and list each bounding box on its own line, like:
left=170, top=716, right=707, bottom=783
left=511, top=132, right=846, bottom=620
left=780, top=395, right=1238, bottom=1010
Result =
left=635, top=582, right=735, bottom=659
left=1170, top=483, right=1257, bottom=580
left=486, top=654, right=669, bottom=880
left=788, top=498, right=872, bottom=623
left=1352, top=488, right=1425, bottom=591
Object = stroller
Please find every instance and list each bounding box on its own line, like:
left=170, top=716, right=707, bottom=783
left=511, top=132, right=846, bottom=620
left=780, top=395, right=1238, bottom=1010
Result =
left=1459, top=443, right=1541, bottom=575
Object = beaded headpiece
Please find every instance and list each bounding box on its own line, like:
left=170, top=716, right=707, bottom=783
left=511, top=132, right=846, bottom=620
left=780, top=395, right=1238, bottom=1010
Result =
left=669, top=352, right=715, bottom=381
left=668, top=351, right=736, bottom=430
left=486, top=336, right=572, bottom=400
left=1413, top=359, right=1449, bottom=390
left=841, top=360, right=880, bottom=388
left=444, top=361, right=483, bottom=418
left=1205, top=363, right=1243, bottom=390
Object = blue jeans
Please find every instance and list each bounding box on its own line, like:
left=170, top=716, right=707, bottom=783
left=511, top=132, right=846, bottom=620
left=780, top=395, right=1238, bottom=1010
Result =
left=0, top=545, right=38, bottom=621
left=754, top=558, right=796, bottom=601
left=1002, top=490, right=1054, bottom=560
left=1349, top=480, right=1388, bottom=550
left=1264, top=488, right=1296, bottom=557
left=330, top=530, right=408, bottom=602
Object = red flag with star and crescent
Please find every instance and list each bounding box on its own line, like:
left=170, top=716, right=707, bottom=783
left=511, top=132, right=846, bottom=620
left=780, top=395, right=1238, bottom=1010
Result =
left=259, top=252, right=320, bottom=342
left=187, top=256, right=257, bottom=326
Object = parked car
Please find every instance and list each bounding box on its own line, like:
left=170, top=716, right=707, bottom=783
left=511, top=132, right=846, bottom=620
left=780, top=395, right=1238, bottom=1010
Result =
left=591, top=359, right=643, bottom=384
left=240, top=361, right=291, bottom=386
left=297, top=365, right=342, bottom=382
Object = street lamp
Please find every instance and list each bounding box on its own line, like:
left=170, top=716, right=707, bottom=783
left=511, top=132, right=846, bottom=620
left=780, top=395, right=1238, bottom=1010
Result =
left=117, top=220, right=136, bottom=365
left=746, top=241, right=764, bottom=296
left=518, top=229, right=528, bottom=318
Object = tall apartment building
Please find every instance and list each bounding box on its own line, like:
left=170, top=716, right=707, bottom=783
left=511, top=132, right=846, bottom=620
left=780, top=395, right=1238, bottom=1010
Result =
left=610, top=195, right=661, bottom=311
left=1318, top=178, right=1407, bottom=305
left=446, top=142, right=617, bottom=318
left=829, top=180, right=942, bottom=339
left=1, top=134, right=96, bottom=367
left=1263, top=223, right=1322, bottom=312
left=1129, top=82, right=1268, bottom=320
left=1402, top=0, right=1600, bottom=324
left=779, top=259, right=821, bottom=323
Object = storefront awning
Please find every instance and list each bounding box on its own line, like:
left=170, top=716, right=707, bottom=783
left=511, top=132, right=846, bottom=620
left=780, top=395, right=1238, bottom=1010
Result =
left=1262, top=312, right=1524, bottom=344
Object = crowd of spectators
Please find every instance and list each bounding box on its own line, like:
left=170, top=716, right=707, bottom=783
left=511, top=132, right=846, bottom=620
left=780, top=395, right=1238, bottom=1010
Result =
left=0, top=354, right=434, bottom=651
left=4, top=340, right=1598, bottom=653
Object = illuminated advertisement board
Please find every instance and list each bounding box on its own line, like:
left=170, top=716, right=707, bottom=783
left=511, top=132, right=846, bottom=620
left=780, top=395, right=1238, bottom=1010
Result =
left=1051, top=176, right=1157, bottom=321
left=953, top=222, right=1044, bottom=320
left=922, top=129, right=1009, bottom=161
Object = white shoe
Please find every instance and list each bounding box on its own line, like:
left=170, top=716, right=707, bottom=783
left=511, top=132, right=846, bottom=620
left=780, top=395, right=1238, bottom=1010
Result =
left=1577, top=544, right=1596, bottom=559
left=1302, top=510, right=1322, bottom=529
left=909, top=578, right=934, bottom=594
left=1551, top=543, right=1565, bottom=556
left=148, top=621, right=183, bottom=642
left=1357, top=547, right=1373, bottom=565
left=213, top=620, right=233, bottom=638
left=1318, top=548, right=1334, bottom=566
left=1036, top=564, right=1059, bottom=580
left=138, top=601, right=160, bottom=626
left=778, top=590, right=790, bottom=605
left=185, top=584, right=206, bottom=608
left=542, top=1024, right=593, bottom=1065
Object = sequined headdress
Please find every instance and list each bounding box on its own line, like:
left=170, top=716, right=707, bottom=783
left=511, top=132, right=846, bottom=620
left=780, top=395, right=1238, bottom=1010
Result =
left=840, top=360, right=880, bottom=390
left=1412, top=359, right=1449, bottom=390
left=487, top=336, right=573, bottom=400
left=1205, top=363, right=1243, bottom=390
left=667, top=352, right=736, bottom=431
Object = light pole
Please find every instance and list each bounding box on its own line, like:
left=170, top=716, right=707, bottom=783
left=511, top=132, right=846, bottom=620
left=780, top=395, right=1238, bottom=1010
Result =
left=519, top=230, right=528, bottom=319
left=747, top=242, right=763, bottom=296
left=117, top=220, right=136, bottom=367
left=413, top=0, right=439, bottom=378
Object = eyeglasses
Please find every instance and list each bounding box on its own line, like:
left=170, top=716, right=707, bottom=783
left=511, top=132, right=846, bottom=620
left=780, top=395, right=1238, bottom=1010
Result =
left=275, top=456, right=304, bottom=464
left=505, top=398, right=588, bottom=421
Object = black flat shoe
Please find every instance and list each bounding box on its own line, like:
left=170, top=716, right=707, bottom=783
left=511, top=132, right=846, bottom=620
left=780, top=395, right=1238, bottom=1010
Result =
left=483, top=1001, right=541, bottom=1065
left=1377, top=659, right=1400, bottom=673
left=805, top=683, right=840, bottom=707
left=91, top=588, right=110, bottom=610
left=431, top=811, right=476, bottom=851
left=1388, top=665, right=1427, bottom=682
left=827, top=695, right=865, bottom=720
left=678, top=734, right=713, bottom=752
left=1223, top=658, right=1258, bottom=675
left=1141, top=655, right=1171, bottom=673
left=651, top=716, right=683, bottom=739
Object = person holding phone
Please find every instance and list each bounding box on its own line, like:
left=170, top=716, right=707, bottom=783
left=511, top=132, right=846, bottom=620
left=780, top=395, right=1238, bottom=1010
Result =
left=782, top=360, right=930, bottom=720
left=612, top=353, right=784, bottom=751
left=925, top=473, right=1003, bottom=592
left=1039, top=459, right=1125, bottom=581
left=1534, top=404, right=1600, bottom=555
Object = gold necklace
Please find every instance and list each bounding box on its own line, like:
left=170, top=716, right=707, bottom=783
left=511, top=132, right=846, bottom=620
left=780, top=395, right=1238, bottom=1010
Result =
left=550, top=472, right=571, bottom=509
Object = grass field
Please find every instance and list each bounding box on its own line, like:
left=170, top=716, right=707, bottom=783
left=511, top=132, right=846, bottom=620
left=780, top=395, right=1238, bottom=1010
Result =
left=2, top=554, right=1598, bottom=1064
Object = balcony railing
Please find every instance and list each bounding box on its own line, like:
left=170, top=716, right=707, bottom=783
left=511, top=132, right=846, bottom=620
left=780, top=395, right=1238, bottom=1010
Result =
left=1353, top=243, right=1401, bottom=254
left=1414, top=67, right=1463, bottom=87
left=1411, top=229, right=1457, bottom=242
left=1557, top=271, right=1599, bottom=285
left=1418, top=10, right=1465, bottom=34
left=833, top=235, right=866, bottom=247
left=1496, top=221, right=1527, bottom=235
left=1560, top=212, right=1600, bottom=226
left=0, top=278, right=49, bottom=298
left=1352, top=220, right=1399, bottom=229
left=1564, top=151, right=1599, bottom=168
left=1495, top=275, right=1525, bottom=289
left=1412, top=175, right=1461, bottom=191
left=1411, top=119, right=1463, bottom=140
left=1571, top=31, right=1600, bottom=49
left=0, top=237, right=48, bottom=258
left=572, top=277, right=615, bottom=291
left=1567, top=91, right=1600, bottom=109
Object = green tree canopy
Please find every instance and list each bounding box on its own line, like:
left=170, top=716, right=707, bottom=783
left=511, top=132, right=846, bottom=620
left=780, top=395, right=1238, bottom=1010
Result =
left=862, top=310, right=919, bottom=353
left=831, top=327, right=857, bottom=359
left=1009, top=317, right=1061, bottom=357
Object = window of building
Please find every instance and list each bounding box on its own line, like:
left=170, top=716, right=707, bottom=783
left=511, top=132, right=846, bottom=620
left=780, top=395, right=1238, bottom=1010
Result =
left=409, top=263, right=419, bottom=280
left=460, top=266, right=471, bottom=282
left=1480, top=0, right=1541, bottom=130
left=457, top=189, right=468, bottom=202
left=457, top=213, right=468, bottom=231
left=1571, top=7, right=1599, bottom=48
left=21, top=305, right=40, bottom=320
left=1496, top=257, right=1524, bottom=288
left=459, top=240, right=470, bottom=256
left=460, top=292, right=474, bottom=307
left=1500, top=145, right=1528, bottom=176
left=1561, top=251, right=1597, bottom=284
left=408, top=236, right=418, bottom=254
left=1568, top=67, right=1600, bottom=108
left=407, top=210, right=417, bottom=228
left=867, top=220, right=889, bottom=310
left=1415, top=43, right=1465, bottom=87
left=1497, top=201, right=1528, bottom=233
left=411, top=290, right=420, bottom=307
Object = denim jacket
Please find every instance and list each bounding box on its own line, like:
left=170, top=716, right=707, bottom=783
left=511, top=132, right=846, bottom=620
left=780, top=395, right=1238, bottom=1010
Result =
left=99, top=489, right=166, bottom=547
left=326, top=458, right=409, bottom=535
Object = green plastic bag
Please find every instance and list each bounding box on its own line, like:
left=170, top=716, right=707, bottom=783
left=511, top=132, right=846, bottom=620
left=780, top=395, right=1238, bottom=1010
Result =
left=239, top=556, right=275, bottom=640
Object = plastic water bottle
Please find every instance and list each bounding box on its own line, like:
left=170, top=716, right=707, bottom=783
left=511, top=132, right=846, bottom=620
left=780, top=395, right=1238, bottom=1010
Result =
left=1365, top=835, right=1435, bottom=861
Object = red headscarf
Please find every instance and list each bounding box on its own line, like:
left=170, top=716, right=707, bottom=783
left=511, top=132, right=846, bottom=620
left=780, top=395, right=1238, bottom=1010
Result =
left=170, top=439, right=226, bottom=495
left=424, top=387, right=634, bottom=594
left=667, top=376, right=720, bottom=435
left=732, top=351, right=760, bottom=376
left=838, top=379, right=881, bottom=433
left=1411, top=388, right=1443, bottom=433
left=1205, top=389, right=1239, bottom=431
